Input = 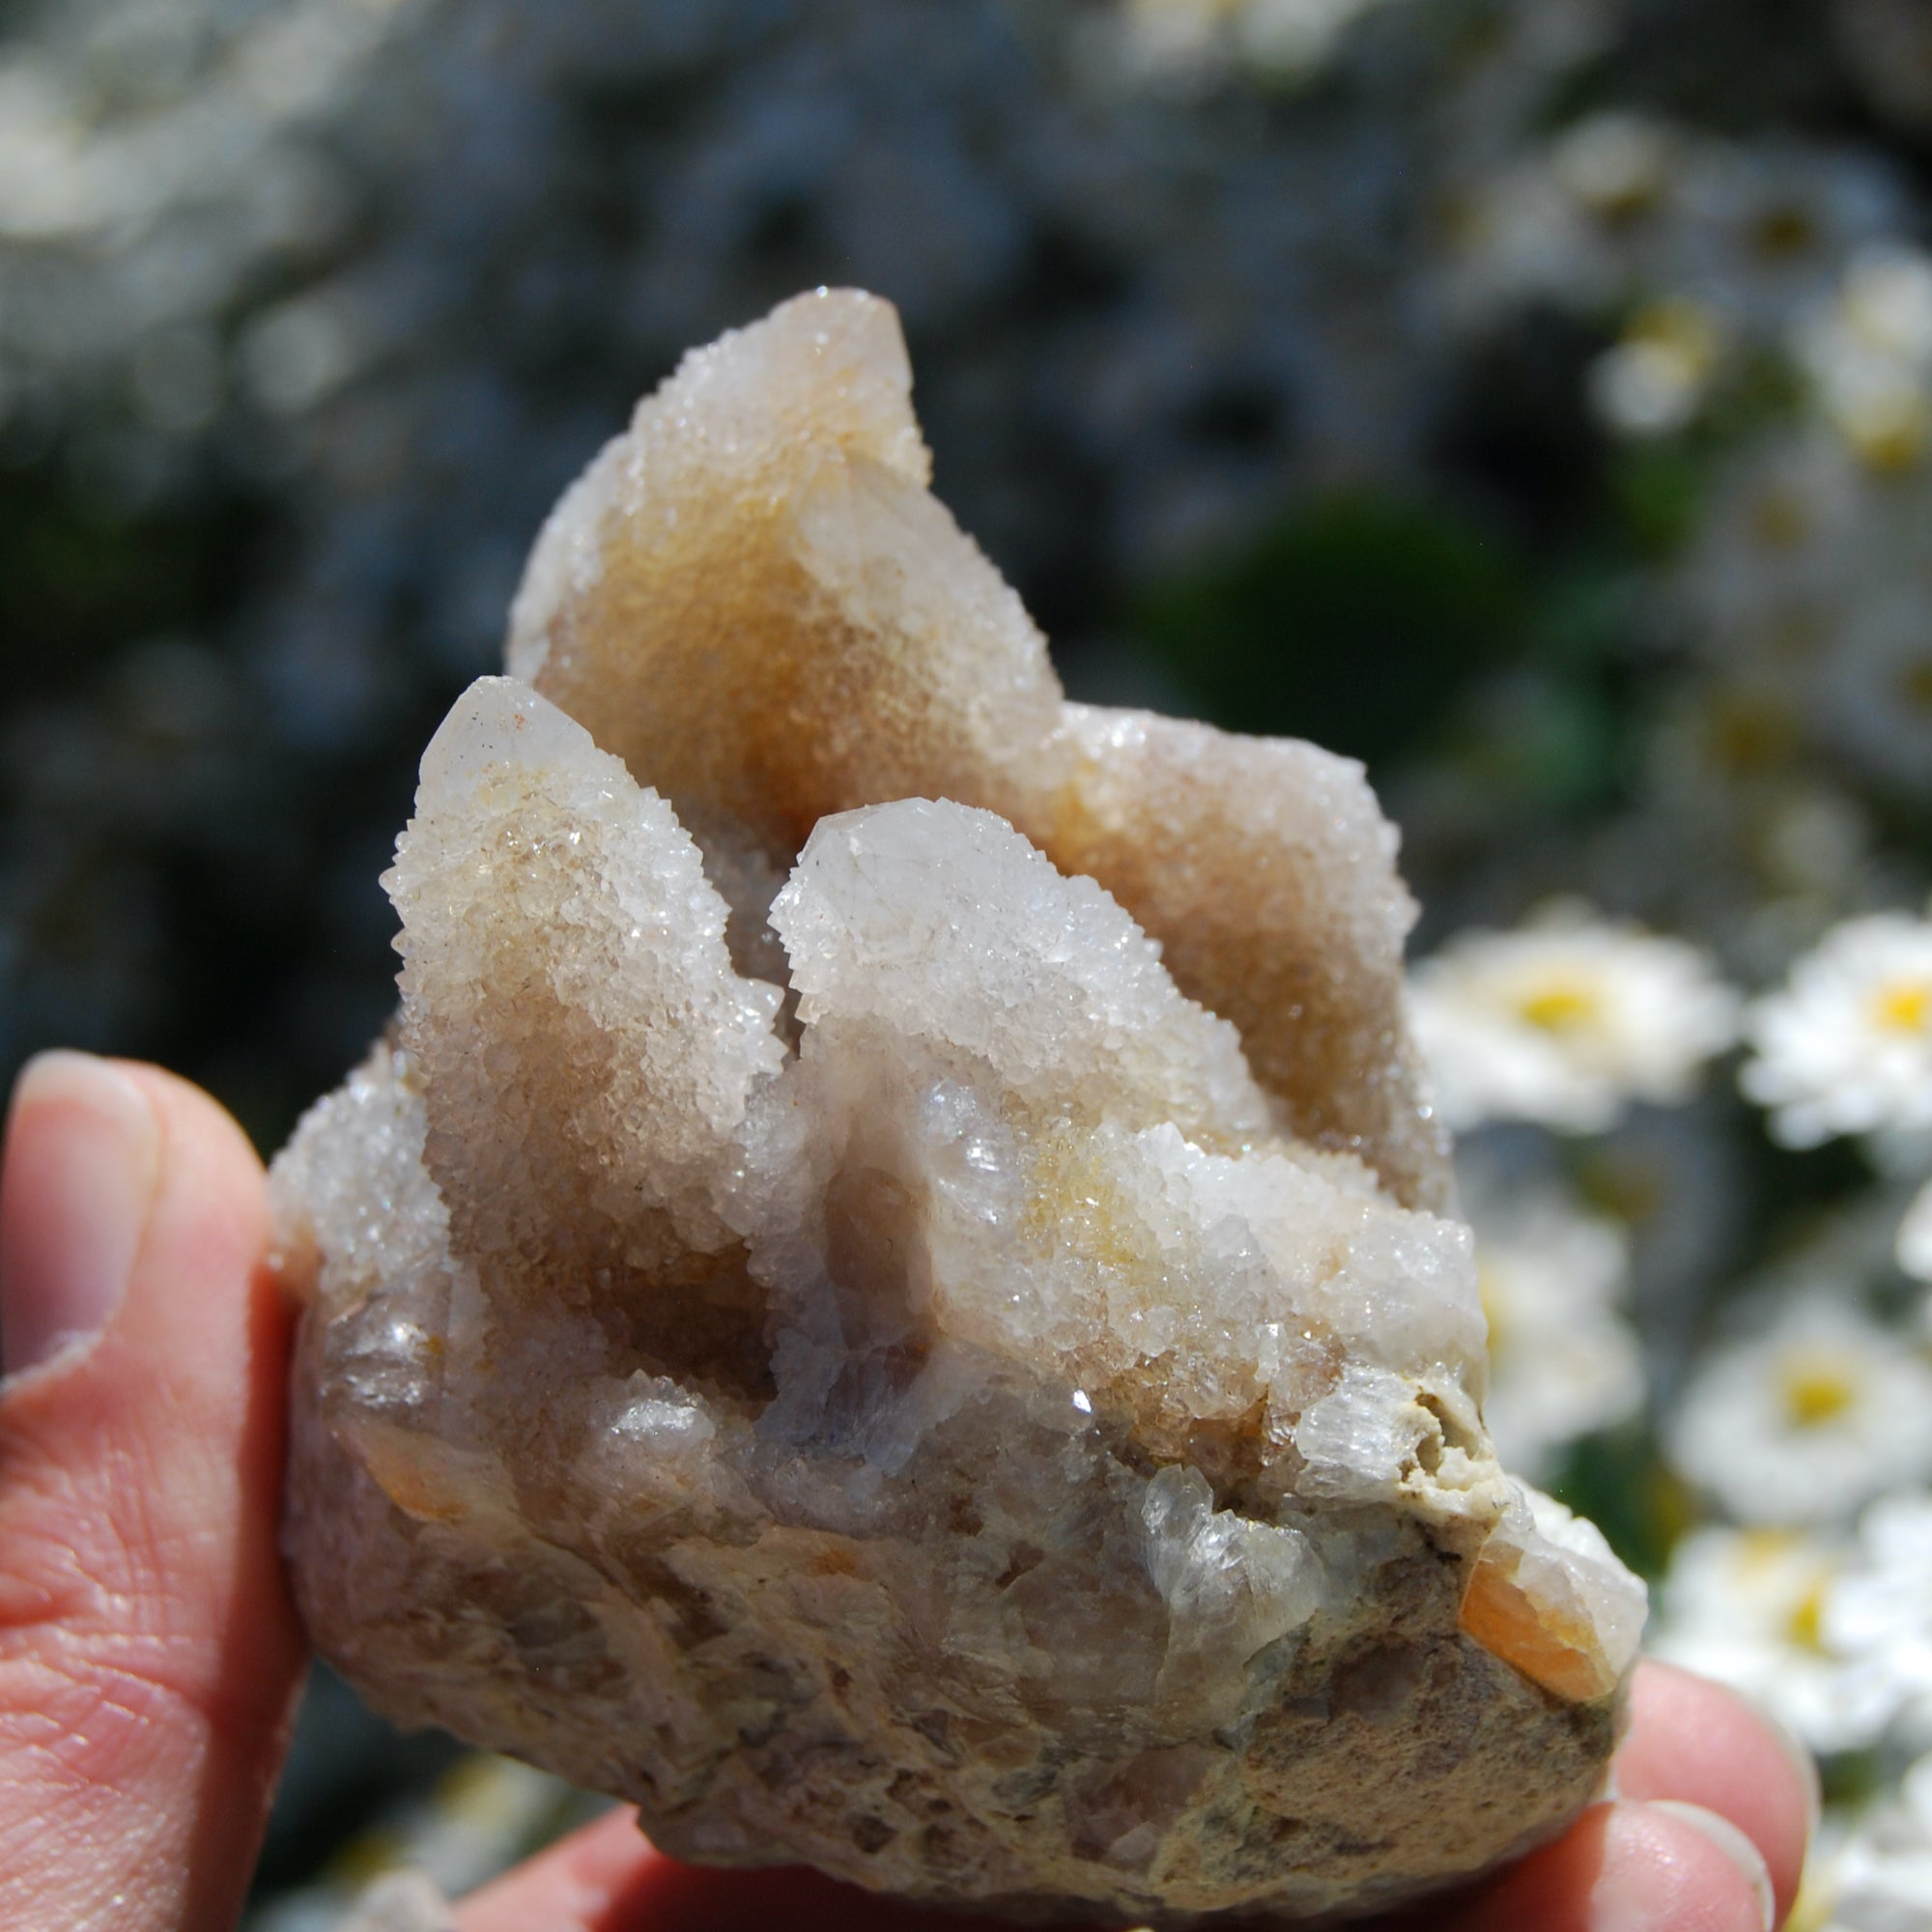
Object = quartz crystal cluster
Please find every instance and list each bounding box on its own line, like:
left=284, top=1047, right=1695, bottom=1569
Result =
left=271, top=289, right=1646, bottom=1924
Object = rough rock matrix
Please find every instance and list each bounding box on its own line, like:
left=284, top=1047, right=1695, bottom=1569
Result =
left=272, top=289, right=1645, bottom=1925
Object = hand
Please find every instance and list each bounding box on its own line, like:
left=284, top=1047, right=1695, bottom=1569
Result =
left=0, top=1053, right=1812, bottom=1932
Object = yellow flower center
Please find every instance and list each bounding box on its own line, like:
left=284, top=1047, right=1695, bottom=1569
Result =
left=1738, top=1527, right=1799, bottom=1567
left=1733, top=1532, right=1834, bottom=1654
left=1624, top=298, right=1724, bottom=380
left=1840, top=385, right=1932, bottom=471
left=1779, top=1359, right=1860, bottom=1429
left=1752, top=203, right=1818, bottom=261
left=1869, top=979, right=1932, bottom=1036
left=1518, top=983, right=1601, bottom=1034
left=1783, top=1580, right=1828, bottom=1654
left=1707, top=689, right=1802, bottom=774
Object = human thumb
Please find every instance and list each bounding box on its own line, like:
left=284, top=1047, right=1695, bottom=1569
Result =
left=0, top=1051, right=305, bottom=1930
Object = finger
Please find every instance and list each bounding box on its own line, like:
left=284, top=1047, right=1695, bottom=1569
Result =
left=1612, top=1659, right=1817, bottom=1922
left=457, top=1809, right=1034, bottom=1932
left=455, top=1808, right=654, bottom=1932
left=1436, top=1800, right=1773, bottom=1932
left=0, top=1052, right=305, bottom=1932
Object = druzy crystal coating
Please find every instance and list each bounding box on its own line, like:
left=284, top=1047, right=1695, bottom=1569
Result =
left=271, top=289, right=1644, bottom=1924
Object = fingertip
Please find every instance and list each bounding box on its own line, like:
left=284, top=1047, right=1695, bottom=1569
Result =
left=114, top=1058, right=264, bottom=1169
left=1, top=1051, right=162, bottom=1378
left=114, top=1058, right=272, bottom=1285
left=1443, top=1801, right=1772, bottom=1932
left=455, top=1807, right=654, bottom=1932
left=0, top=1055, right=278, bottom=1407
left=1613, top=1659, right=1814, bottom=1921
left=45, top=1057, right=289, bottom=1530
left=1645, top=1803, right=1775, bottom=1931
left=0, top=1054, right=301, bottom=1931
left=99, top=1057, right=302, bottom=1723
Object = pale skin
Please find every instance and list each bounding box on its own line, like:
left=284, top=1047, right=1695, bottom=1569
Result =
left=0, top=1056, right=1813, bottom=1932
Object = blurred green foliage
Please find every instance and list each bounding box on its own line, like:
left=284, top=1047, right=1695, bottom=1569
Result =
left=1130, top=490, right=1525, bottom=770
left=1551, top=1424, right=1692, bottom=1581
left=0, top=460, right=267, bottom=703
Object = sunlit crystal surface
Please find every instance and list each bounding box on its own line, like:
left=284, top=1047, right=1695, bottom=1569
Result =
left=273, top=289, right=1644, bottom=1925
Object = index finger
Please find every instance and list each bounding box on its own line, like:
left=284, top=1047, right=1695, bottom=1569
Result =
left=1610, top=1659, right=1818, bottom=1922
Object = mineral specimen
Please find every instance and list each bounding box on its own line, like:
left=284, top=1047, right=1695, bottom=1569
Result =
left=271, top=289, right=1646, bottom=1925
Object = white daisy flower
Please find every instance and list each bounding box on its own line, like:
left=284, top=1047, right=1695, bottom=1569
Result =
left=1589, top=297, right=1727, bottom=439
left=1665, top=1296, right=1932, bottom=1526
left=1113, top=0, right=1384, bottom=79
left=1651, top=1523, right=1894, bottom=1754
left=1408, top=905, right=1741, bottom=1133
left=1825, top=1753, right=1932, bottom=1932
left=1672, top=431, right=1863, bottom=671
left=1795, top=243, right=1932, bottom=470
left=1115, top=0, right=1237, bottom=73
left=1825, top=1492, right=1932, bottom=1748
left=1465, top=1183, right=1644, bottom=1484
left=1742, top=914, right=1932, bottom=1147
left=1550, top=111, right=1678, bottom=223
left=1231, top=0, right=1387, bottom=76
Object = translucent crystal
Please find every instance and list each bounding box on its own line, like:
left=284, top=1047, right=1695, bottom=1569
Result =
left=272, top=289, right=1644, bottom=1925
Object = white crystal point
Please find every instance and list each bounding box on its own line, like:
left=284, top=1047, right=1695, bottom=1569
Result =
left=506, top=287, right=1062, bottom=874
left=775, top=797, right=1270, bottom=1139
left=1458, top=1485, right=1649, bottom=1705
left=275, top=292, right=1646, bottom=1928
left=1049, top=703, right=1447, bottom=1210
left=503, top=287, right=1445, bottom=1208
left=387, top=673, right=785, bottom=1267
left=761, top=796, right=1476, bottom=1474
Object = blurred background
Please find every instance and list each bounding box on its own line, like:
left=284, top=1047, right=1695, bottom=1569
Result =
left=7, top=0, right=1932, bottom=1923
